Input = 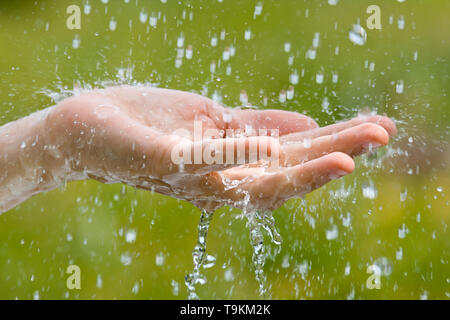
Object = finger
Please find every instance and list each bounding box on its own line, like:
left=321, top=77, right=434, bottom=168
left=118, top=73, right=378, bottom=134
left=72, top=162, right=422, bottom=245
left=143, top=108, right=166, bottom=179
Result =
left=224, top=109, right=319, bottom=136
left=280, top=114, right=397, bottom=144
left=162, top=135, right=281, bottom=175
left=282, top=123, right=389, bottom=166
left=213, top=152, right=355, bottom=210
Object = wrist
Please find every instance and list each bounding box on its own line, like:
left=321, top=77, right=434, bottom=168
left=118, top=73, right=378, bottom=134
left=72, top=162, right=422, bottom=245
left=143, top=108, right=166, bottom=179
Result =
left=0, top=108, right=68, bottom=212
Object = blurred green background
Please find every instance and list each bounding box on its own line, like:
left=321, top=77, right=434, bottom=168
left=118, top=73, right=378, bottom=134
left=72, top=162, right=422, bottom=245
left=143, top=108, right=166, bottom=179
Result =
left=0, top=0, right=448, bottom=299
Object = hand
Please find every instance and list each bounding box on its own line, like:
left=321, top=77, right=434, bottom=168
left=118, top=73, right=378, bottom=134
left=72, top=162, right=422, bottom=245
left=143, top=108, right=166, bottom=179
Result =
left=44, top=86, right=396, bottom=212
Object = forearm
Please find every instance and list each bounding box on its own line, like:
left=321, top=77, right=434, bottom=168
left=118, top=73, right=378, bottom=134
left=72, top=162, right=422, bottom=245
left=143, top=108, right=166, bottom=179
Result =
left=0, top=108, right=67, bottom=213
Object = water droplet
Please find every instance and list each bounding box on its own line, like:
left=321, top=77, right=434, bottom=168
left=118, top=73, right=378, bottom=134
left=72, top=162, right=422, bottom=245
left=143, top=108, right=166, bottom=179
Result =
left=396, top=80, right=404, bottom=94
left=284, top=42, right=291, bottom=53
left=279, top=90, right=287, bottom=103
left=398, top=224, right=407, bottom=239
left=125, top=229, right=136, bottom=243
left=120, top=253, right=132, bottom=266
left=186, top=45, right=193, bottom=59
left=312, top=32, right=320, bottom=48
left=139, top=11, right=148, bottom=24
left=244, top=28, right=252, bottom=40
left=316, top=72, right=324, bottom=84
left=149, top=15, right=157, bottom=27
left=374, top=257, right=393, bottom=276
left=287, top=86, right=294, bottom=100
left=155, top=252, right=165, bottom=266
left=290, top=71, right=299, bottom=85
left=224, top=268, right=234, bottom=282
left=362, top=183, right=378, bottom=199
left=210, top=35, right=218, bottom=47
left=222, top=47, right=231, bottom=61
left=96, top=274, right=103, bottom=288
left=396, top=247, right=403, bottom=260
left=177, top=34, right=184, bottom=48
left=306, top=48, right=316, bottom=60
left=254, top=2, right=263, bottom=19
left=84, top=4, right=91, bottom=15
left=326, top=225, right=339, bottom=240
left=303, top=138, right=312, bottom=149
left=72, top=35, right=80, bottom=49
left=171, top=280, right=179, bottom=296
left=349, top=24, right=367, bottom=46
left=398, top=16, right=405, bottom=30
left=109, top=17, right=117, bottom=31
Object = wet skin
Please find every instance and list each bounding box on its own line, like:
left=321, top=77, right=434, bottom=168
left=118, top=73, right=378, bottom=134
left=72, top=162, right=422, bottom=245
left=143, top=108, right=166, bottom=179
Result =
left=0, top=86, right=397, bottom=213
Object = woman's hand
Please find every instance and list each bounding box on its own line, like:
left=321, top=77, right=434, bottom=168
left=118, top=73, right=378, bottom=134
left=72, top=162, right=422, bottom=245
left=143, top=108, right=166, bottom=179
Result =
left=0, top=86, right=396, bottom=213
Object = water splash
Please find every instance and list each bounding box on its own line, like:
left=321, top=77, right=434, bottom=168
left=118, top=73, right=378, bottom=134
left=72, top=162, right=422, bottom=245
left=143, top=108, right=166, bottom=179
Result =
left=184, top=209, right=214, bottom=300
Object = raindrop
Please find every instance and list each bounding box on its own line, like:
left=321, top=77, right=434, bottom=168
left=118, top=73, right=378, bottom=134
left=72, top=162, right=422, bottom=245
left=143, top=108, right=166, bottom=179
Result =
left=177, top=34, right=184, bottom=48
left=84, top=3, right=91, bottom=15
left=396, top=247, right=403, bottom=260
left=155, top=252, right=165, bottom=266
left=139, top=11, right=148, bottom=24
left=254, top=2, right=263, bottom=19
left=316, top=72, right=324, bottom=84
left=224, top=268, right=234, bottom=282
left=332, top=72, right=339, bottom=83
left=109, top=17, right=117, bottom=31
left=349, top=24, right=367, bottom=46
left=396, top=80, right=404, bottom=94
left=287, top=86, right=294, bottom=100
left=125, top=229, right=137, bottom=243
left=72, top=35, right=80, bottom=49
left=279, top=90, right=287, bottom=103
left=290, top=71, right=299, bottom=85
left=244, top=28, right=252, bottom=40
left=223, top=47, right=231, bottom=61
left=374, top=257, right=393, bottom=276
left=362, top=183, right=378, bottom=199
left=149, top=15, right=157, bottom=27
left=398, top=224, right=407, bottom=239
left=211, top=35, right=218, bottom=47
left=96, top=274, right=103, bottom=288
left=171, top=280, right=179, bottom=296
left=326, top=225, right=339, bottom=240
left=312, top=32, right=320, bottom=48
left=284, top=42, right=291, bottom=53
left=186, top=45, right=193, bottom=59
left=120, top=253, right=132, bottom=266
left=398, top=16, right=405, bottom=30
left=240, top=90, right=248, bottom=106
left=306, top=48, right=316, bottom=60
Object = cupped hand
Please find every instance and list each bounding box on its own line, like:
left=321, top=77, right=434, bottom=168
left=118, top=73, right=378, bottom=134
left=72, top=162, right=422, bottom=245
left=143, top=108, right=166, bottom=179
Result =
left=47, top=86, right=397, bottom=212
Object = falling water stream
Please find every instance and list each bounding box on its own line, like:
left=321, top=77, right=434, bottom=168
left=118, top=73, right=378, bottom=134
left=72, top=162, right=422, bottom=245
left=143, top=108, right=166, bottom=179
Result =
left=245, top=210, right=282, bottom=299
left=185, top=208, right=283, bottom=299
left=184, top=209, right=214, bottom=300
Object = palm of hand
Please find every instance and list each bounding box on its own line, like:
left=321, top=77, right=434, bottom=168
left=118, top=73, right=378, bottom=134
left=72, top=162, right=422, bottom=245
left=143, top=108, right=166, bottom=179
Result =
left=50, top=86, right=396, bottom=212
